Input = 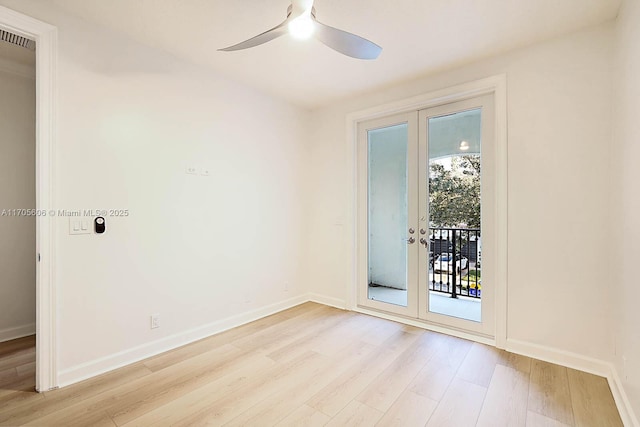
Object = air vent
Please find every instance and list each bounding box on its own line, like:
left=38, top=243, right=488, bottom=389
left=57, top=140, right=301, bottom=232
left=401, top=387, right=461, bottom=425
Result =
left=0, top=29, right=35, bottom=50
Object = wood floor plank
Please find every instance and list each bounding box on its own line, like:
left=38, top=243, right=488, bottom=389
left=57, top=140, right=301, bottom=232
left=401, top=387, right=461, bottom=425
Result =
left=266, top=309, right=364, bottom=363
left=526, top=410, right=572, bottom=427
left=428, top=333, right=473, bottom=371
left=0, top=336, right=35, bottom=358
left=4, top=343, right=240, bottom=425
left=307, top=331, right=421, bottom=417
left=223, top=341, right=375, bottom=427
left=0, top=372, right=34, bottom=395
left=15, top=362, right=35, bottom=377
left=496, top=350, right=532, bottom=374
left=171, top=351, right=331, bottom=426
left=426, top=378, right=487, bottom=427
left=0, top=351, right=35, bottom=373
left=0, top=367, right=18, bottom=384
left=408, top=359, right=456, bottom=401
left=325, top=401, right=384, bottom=427
left=567, top=368, right=623, bottom=427
left=142, top=334, right=241, bottom=373
left=405, top=334, right=473, bottom=405
left=308, top=314, right=381, bottom=357
left=476, top=365, right=529, bottom=427
left=528, top=360, right=574, bottom=426
left=273, top=404, right=331, bottom=427
left=23, top=408, right=117, bottom=427
left=355, top=316, right=407, bottom=346
left=276, top=302, right=329, bottom=320
left=456, top=342, right=502, bottom=388
left=121, top=353, right=276, bottom=426
left=356, top=332, right=438, bottom=412
left=0, top=377, right=43, bottom=411
left=148, top=303, right=328, bottom=371
left=107, top=344, right=257, bottom=425
left=230, top=305, right=346, bottom=353
left=0, top=362, right=152, bottom=426
left=375, top=390, right=438, bottom=427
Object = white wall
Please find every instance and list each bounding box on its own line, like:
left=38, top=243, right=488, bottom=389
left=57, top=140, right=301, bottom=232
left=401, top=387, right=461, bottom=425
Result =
left=306, top=24, right=614, bottom=361
left=0, top=0, right=310, bottom=384
left=0, top=53, right=36, bottom=342
left=612, top=0, right=640, bottom=421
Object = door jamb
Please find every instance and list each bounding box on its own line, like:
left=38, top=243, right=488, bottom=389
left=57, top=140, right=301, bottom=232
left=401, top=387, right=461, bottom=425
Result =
left=0, top=5, right=58, bottom=391
left=345, top=75, right=508, bottom=348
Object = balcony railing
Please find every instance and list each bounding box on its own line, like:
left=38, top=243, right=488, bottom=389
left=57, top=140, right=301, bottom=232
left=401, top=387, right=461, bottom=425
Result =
left=429, top=227, right=481, bottom=299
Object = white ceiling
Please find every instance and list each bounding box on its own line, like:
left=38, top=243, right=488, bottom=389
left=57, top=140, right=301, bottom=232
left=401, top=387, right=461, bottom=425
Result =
left=51, top=0, right=620, bottom=109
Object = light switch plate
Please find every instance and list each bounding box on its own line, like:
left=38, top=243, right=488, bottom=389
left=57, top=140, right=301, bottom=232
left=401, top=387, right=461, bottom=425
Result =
left=200, top=168, right=211, bottom=177
left=69, top=217, right=91, bottom=235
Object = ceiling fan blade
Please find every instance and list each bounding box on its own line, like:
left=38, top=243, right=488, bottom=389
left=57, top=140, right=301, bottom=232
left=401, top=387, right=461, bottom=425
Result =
left=313, top=20, right=382, bottom=60
left=218, top=19, right=289, bottom=52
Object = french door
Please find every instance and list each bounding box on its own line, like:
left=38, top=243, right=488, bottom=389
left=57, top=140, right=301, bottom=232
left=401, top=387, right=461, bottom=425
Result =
left=357, top=95, right=495, bottom=338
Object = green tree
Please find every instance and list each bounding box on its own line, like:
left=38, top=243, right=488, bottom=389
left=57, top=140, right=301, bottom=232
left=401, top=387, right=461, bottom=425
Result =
left=429, top=155, right=480, bottom=228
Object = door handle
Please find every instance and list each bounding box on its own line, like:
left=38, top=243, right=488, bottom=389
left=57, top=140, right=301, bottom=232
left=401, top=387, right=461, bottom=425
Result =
left=419, top=237, right=428, bottom=247
left=406, top=237, right=415, bottom=244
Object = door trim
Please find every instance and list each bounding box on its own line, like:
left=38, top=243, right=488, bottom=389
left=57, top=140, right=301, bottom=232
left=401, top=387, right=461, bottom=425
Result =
left=0, top=5, right=59, bottom=391
left=346, top=75, right=508, bottom=348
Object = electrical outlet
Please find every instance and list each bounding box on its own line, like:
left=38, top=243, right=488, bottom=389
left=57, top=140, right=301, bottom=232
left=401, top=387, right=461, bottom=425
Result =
left=150, top=314, right=160, bottom=329
left=284, top=282, right=289, bottom=292
left=200, top=168, right=211, bottom=177
left=186, top=166, right=198, bottom=175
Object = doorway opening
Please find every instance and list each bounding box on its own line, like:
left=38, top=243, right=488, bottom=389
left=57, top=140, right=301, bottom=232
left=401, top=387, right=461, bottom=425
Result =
left=0, top=5, right=58, bottom=392
left=0, top=28, right=37, bottom=394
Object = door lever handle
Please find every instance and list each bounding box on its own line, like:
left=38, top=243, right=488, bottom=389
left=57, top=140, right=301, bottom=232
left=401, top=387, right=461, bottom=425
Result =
left=406, top=237, right=415, bottom=244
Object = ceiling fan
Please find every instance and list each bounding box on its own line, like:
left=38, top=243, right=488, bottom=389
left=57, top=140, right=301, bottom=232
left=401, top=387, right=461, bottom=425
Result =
left=218, top=0, right=382, bottom=60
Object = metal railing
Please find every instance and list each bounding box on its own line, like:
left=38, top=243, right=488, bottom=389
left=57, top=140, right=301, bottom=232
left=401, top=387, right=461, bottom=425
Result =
left=429, top=228, right=481, bottom=299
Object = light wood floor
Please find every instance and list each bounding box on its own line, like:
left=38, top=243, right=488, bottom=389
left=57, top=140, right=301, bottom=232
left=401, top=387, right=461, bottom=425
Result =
left=0, top=303, right=623, bottom=426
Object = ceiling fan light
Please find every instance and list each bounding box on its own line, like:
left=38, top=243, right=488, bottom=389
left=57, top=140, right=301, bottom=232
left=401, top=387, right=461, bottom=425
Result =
left=288, top=14, right=315, bottom=40
left=459, top=140, right=470, bottom=151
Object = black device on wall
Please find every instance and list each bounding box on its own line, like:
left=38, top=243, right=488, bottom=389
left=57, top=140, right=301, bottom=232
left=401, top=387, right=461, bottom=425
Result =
left=95, top=217, right=106, bottom=234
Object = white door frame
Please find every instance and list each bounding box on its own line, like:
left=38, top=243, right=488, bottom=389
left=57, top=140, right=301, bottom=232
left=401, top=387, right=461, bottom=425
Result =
left=346, top=75, right=508, bottom=348
left=0, top=5, right=58, bottom=391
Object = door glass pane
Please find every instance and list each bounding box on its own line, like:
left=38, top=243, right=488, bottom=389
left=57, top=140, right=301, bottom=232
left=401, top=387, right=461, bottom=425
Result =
left=368, top=124, right=408, bottom=307
left=427, top=109, right=482, bottom=321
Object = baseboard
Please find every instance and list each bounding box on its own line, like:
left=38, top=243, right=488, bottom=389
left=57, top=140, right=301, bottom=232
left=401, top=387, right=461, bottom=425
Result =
left=57, top=294, right=308, bottom=387
left=307, top=293, right=347, bottom=310
left=505, top=338, right=611, bottom=377
left=506, top=339, right=639, bottom=427
left=607, top=363, right=640, bottom=427
left=0, top=323, right=35, bottom=343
